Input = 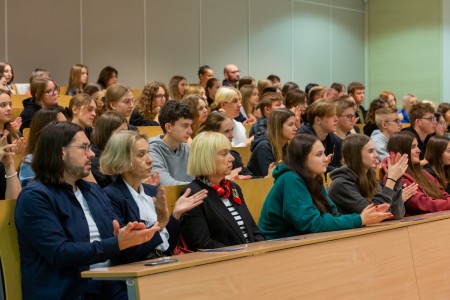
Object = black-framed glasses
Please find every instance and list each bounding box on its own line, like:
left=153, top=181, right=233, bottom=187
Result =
left=45, top=86, right=60, bottom=96
left=154, top=94, right=166, bottom=100
left=66, top=144, right=92, bottom=155
left=420, top=116, right=437, bottom=123
left=340, top=114, right=355, bottom=121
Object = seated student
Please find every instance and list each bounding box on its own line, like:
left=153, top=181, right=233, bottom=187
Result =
left=65, top=64, right=88, bottom=96
left=434, top=112, right=447, bottom=137
left=205, top=77, right=221, bottom=107
left=20, top=77, right=60, bottom=133
left=67, top=93, right=96, bottom=141
left=19, top=108, right=67, bottom=185
left=284, top=90, right=307, bottom=129
left=424, top=136, right=450, bottom=193
left=239, top=84, right=259, bottom=123
left=247, top=109, right=296, bottom=177
left=371, top=107, right=402, bottom=162
left=91, top=111, right=128, bottom=188
left=335, top=96, right=357, bottom=140
left=149, top=100, right=195, bottom=186
left=103, top=84, right=137, bottom=130
left=213, top=86, right=252, bottom=147
left=181, top=132, right=265, bottom=250
left=328, top=134, right=406, bottom=219
left=363, top=98, right=390, bottom=137
left=129, top=81, right=168, bottom=126
left=348, top=81, right=366, bottom=124
left=15, top=122, right=161, bottom=300
left=387, top=132, right=450, bottom=214
left=402, top=102, right=436, bottom=162
left=399, top=93, right=418, bottom=123
left=96, top=66, right=118, bottom=90
left=249, top=92, right=285, bottom=137
left=199, top=112, right=254, bottom=178
left=181, top=94, right=209, bottom=140
left=297, top=98, right=342, bottom=172
left=83, top=83, right=105, bottom=120
left=258, top=134, right=393, bottom=240
left=100, top=130, right=208, bottom=259
left=0, top=131, right=21, bottom=200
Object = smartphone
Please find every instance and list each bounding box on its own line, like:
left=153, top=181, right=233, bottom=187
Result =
left=144, top=257, right=178, bottom=266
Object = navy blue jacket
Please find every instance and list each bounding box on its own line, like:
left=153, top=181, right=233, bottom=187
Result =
left=15, top=179, right=122, bottom=300
left=247, top=134, right=274, bottom=177
left=104, top=176, right=181, bottom=256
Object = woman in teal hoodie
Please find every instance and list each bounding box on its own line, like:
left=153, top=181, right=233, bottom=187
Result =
left=258, top=134, right=393, bottom=239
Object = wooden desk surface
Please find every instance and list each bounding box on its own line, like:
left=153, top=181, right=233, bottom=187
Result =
left=82, top=212, right=450, bottom=299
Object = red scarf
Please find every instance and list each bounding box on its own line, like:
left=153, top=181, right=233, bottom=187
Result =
left=197, top=176, right=242, bottom=205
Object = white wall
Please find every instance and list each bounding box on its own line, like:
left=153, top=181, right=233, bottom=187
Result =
left=0, top=0, right=366, bottom=90
left=443, top=0, right=450, bottom=101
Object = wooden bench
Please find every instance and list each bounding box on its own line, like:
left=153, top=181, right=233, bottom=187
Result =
left=137, top=126, right=163, bottom=139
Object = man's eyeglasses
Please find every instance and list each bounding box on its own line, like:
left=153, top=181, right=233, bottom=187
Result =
left=420, top=117, right=437, bottom=123
left=385, top=119, right=401, bottom=124
left=340, top=114, right=355, bottom=121
left=45, top=86, right=60, bottom=96
left=66, top=144, right=93, bottom=155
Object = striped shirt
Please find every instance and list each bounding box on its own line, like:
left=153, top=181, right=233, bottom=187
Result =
left=222, top=199, right=250, bottom=243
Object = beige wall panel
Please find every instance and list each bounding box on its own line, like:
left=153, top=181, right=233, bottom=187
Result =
left=0, top=0, right=5, bottom=61
left=146, top=0, right=200, bottom=86
left=293, top=1, right=331, bottom=87
left=249, top=0, right=292, bottom=83
left=83, top=0, right=145, bottom=89
left=7, top=0, right=80, bottom=85
left=201, top=0, right=248, bottom=83
left=331, top=8, right=365, bottom=86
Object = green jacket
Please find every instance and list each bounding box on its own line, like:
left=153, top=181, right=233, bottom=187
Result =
left=258, top=164, right=362, bottom=239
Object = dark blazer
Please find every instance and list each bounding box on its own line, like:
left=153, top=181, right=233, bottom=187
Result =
left=181, top=179, right=265, bottom=251
left=104, top=176, right=180, bottom=257
left=15, top=179, right=124, bottom=299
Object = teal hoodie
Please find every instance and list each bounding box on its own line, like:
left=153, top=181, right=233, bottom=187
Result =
left=258, top=164, right=362, bottom=239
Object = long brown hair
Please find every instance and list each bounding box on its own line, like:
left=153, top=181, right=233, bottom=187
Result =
left=425, top=136, right=450, bottom=188
left=267, top=109, right=295, bottom=161
left=387, top=132, right=443, bottom=199
left=285, top=134, right=336, bottom=214
left=342, top=134, right=378, bottom=200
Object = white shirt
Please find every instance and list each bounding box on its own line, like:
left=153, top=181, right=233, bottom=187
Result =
left=74, top=187, right=111, bottom=269
left=124, top=182, right=170, bottom=251
left=232, top=119, right=247, bottom=147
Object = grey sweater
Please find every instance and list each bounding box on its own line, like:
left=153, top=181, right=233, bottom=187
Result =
left=149, top=135, right=194, bottom=186
left=328, top=165, right=405, bottom=219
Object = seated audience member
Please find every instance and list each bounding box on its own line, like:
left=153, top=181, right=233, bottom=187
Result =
left=248, top=109, right=296, bottom=177
left=181, top=94, right=209, bottom=140
left=257, top=79, right=272, bottom=96
left=183, top=84, right=206, bottom=99
left=104, top=84, right=136, bottom=130
left=198, top=65, right=214, bottom=89
left=330, top=82, right=346, bottom=97
left=15, top=121, right=160, bottom=299
left=370, top=107, right=402, bottom=162
left=402, top=102, right=436, bottom=161
left=284, top=90, right=307, bottom=129
left=281, top=81, right=300, bottom=97
left=1, top=62, right=15, bottom=94
left=379, top=90, right=397, bottom=110
left=399, top=93, right=417, bottom=123
left=168, top=75, right=188, bottom=100
left=258, top=134, right=393, bottom=239
left=363, top=98, right=389, bottom=137
left=149, top=100, right=195, bottom=186
left=307, top=86, right=325, bottom=104
left=100, top=130, right=208, bottom=258
left=348, top=82, right=366, bottom=124
left=328, top=134, right=406, bottom=219
left=297, top=98, right=342, bottom=172
left=181, top=132, right=265, bottom=250
left=205, top=77, right=221, bottom=107
left=238, top=76, right=256, bottom=90
left=91, top=111, right=128, bottom=188
left=20, top=77, right=59, bottom=133
left=19, top=109, right=67, bottom=185
left=199, top=112, right=254, bottom=178
left=335, top=96, right=357, bottom=140
left=434, top=112, right=447, bottom=137
left=0, top=73, right=10, bottom=94
left=437, top=102, right=450, bottom=132
left=213, top=86, right=252, bottom=146
left=267, top=74, right=281, bottom=88
left=84, top=83, right=105, bottom=119
left=304, top=83, right=318, bottom=96
left=424, top=136, right=450, bottom=193
left=387, top=132, right=450, bottom=214
left=249, top=92, right=285, bottom=137
left=66, top=64, right=88, bottom=96
left=96, top=66, right=118, bottom=90
left=320, top=88, right=338, bottom=101
left=130, top=81, right=168, bottom=126
left=67, top=93, right=96, bottom=140
left=239, top=84, right=259, bottom=123
left=222, top=64, right=240, bottom=88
